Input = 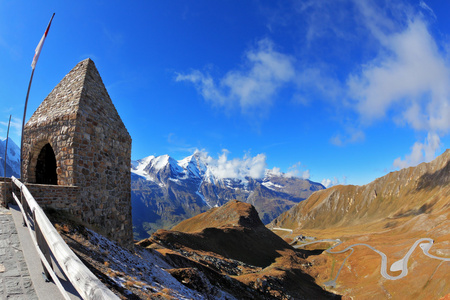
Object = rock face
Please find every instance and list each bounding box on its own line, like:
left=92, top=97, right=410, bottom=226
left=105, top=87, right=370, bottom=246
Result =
left=271, top=149, right=450, bottom=231
left=22, top=59, right=133, bottom=246
left=131, top=152, right=324, bottom=239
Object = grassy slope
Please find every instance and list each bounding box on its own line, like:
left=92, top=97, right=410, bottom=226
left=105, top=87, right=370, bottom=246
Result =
left=270, top=149, right=450, bottom=299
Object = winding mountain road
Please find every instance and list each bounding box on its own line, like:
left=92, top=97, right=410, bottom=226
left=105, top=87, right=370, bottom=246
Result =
left=294, top=238, right=450, bottom=287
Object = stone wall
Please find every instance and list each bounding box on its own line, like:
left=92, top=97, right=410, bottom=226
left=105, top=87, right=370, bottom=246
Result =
left=25, top=184, right=81, bottom=214
left=0, top=178, right=13, bottom=207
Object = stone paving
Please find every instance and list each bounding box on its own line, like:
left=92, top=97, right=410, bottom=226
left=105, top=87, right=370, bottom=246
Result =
left=0, top=206, right=38, bottom=300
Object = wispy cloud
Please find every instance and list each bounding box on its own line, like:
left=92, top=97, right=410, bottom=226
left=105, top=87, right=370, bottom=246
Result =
left=347, top=2, right=450, bottom=168
left=286, top=162, right=311, bottom=179
left=330, top=128, right=365, bottom=146
left=419, top=1, right=436, bottom=19
left=268, top=161, right=310, bottom=179
left=392, top=132, right=441, bottom=169
left=176, top=38, right=296, bottom=115
left=348, top=18, right=450, bottom=132
left=321, top=175, right=347, bottom=188
left=0, top=116, right=22, bottom=140
left=166, top=132, right=197, bottom=154
left=293, top=67, right=344, bottom=106
left=102, top=24, right=124, bottom=46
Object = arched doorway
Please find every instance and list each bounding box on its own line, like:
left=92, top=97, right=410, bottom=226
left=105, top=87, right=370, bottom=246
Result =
left=35, top=143, right=57, bottom=185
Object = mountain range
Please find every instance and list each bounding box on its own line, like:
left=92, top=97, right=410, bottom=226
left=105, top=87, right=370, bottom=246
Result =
left=131, top=151, right=324, bottom=240
left=0, top=138, right=20, bottom=178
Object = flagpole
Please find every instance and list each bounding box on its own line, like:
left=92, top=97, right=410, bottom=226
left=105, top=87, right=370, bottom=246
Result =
left=19, top=13, right=54, bottom=180
left=3, top=115, right=11, bottom=208
left=4, top=115, right=11, bottom=178
left=20, top=68, right=35, bottom=179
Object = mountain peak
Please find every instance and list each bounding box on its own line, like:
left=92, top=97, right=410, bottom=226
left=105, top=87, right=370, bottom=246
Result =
left=152, top=154, right=171, bottom=170
left=172, top=200, right=264, bottom=233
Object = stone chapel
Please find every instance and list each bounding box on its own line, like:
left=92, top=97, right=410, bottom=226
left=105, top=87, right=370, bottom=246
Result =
left=21, top=58, right=133, bottom=246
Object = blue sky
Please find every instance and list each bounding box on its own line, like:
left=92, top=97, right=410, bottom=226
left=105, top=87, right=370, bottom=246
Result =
left=1, top=0, right=450, bottom=186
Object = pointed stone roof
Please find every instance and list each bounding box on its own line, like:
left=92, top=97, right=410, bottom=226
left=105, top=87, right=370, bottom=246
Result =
left=26, top=58, right=128, bottom=136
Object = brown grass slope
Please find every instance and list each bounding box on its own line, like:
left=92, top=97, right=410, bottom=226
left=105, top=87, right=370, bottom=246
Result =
left=144, top=200, right=341, bottom=299
left=271, top=149, right=450, bottom=231
left=160, top=200, right=293, bottom=267
left=269, top=149, right=450, bottom=299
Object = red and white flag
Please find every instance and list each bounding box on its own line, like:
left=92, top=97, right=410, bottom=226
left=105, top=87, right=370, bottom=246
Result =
left=31, top=13, right=55, bottom=69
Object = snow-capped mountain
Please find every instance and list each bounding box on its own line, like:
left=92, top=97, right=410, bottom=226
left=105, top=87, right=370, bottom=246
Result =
left=0, top=138, right=21, bottom=177
left=132, top=152, right=205, bottom=189
left=131, top=151, right=325, bottom=240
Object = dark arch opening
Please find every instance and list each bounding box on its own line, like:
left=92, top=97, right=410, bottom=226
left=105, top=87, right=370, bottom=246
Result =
left=35, top=143, right=57, bottom=185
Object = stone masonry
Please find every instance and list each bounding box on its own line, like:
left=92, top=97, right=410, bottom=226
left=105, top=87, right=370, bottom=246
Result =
left=21, top=59, right=133, bottom=246
left=0, top=178, right=12, bottom=207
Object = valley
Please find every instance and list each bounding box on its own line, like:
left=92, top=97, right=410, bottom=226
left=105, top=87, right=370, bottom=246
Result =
left=269, top=149, right=450, bottom=299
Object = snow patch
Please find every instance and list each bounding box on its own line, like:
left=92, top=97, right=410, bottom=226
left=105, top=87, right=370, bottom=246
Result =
left=86, top=228, right=205, bottom=299
left=262, top=181, right=284, bottom=190
left=196, top=191, right=211, bottom=208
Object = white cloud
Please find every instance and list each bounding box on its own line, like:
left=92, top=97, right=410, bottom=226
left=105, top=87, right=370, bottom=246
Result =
left=321, top=178, right=332, bottom=188
left=330, top=128, right=365, bottom=146
left=349, top=17, right=450, bottom=134
left=293, top=67, right=344, bottom=106
left=347, top=2, right=450, bottom=167
left=321, top=178, right=340, bottom=188
left=199, top=151, right=311, bottom=181
left=321, top=176, right=347, bottom=188
left=205, top=149, right=267, bottom=180
left=176, top=38, right=296, bottom=114
left=302, top=169, right=310, bottom=180
left=285, top=162, right=301, bottom=178
left=268, top=166, right=282, bottom=176
left=392, top=132, right=441, bottom=169
left=274, top=161, right=310, bottom=179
